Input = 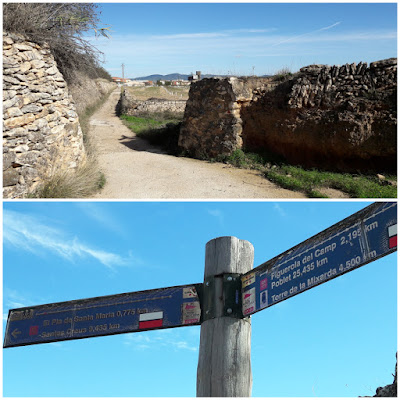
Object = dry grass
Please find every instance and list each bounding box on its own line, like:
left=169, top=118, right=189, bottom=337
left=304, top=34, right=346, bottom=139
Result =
left=36, top=157, right=105, bottom=198
left=3, top=3, right=107, bottom=85
left=126, top=85, right=190, bottom=101
left=31, top=89, right=114, bottom=198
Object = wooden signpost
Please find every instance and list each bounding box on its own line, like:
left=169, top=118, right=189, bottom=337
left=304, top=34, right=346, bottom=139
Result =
left=4, top=202, right=397, bottom=397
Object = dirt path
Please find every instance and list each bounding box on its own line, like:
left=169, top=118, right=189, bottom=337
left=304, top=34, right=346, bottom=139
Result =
left=89, top=89, right=306, bottom=199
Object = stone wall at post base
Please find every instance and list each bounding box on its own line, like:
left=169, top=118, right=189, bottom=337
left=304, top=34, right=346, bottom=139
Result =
left=179, top=59, right=397, bottom=173
left=3, top=31, right=86, bottom=198
left=119, top=88, right=186, bottom=116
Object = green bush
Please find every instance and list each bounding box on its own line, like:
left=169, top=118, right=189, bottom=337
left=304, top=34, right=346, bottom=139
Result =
left=120, top=114, right=183, bottom=155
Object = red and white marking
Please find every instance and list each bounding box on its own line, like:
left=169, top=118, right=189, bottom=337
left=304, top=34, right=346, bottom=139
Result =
left=388, top=224, right=397, bottom=249
left=139, top=311, right=163, bottom=329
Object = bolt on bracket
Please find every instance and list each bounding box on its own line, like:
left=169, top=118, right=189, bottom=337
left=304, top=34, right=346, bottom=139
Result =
left=201, top=273, right=243, bottom=321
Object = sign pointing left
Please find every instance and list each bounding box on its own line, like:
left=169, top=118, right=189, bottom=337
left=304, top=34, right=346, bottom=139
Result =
left=11, top=329, right=21, bottom=339
left=4, top=284, right=202, bottom=348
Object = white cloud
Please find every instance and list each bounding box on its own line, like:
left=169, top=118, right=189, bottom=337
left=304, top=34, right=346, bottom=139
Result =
left=3, top=210, right=136, bottom=271
left=92, top=25, right=396, bottom=76
left=95, top=28, right=396, bottom=58
left=151, top=32, right=228, bottom=40
left=207, top=208, right=224, bottom=227
left=74, top=203, right=127, bottom=237
left=207, top=209, right=223, bottom=218
left=151, top=28, right=277, bottom=40
left=124, top=328, right=199, bottom=352
left=273, top=21, right=342, bottom=46
left=3, top=287, right=45, bottom=318
left=273, top=203, right=287, bottom=218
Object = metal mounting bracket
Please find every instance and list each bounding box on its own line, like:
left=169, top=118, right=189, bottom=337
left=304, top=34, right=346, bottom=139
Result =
left=222, top=273, right=243, bottom=319
left=201, top=273, right=243, bottom=321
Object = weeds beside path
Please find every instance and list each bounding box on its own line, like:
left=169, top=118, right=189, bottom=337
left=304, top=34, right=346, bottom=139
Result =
left=218, top=150, right=397, bottom=198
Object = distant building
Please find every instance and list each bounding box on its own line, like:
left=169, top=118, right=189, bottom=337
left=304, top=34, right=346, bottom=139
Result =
left=188, top=70, right=202, bottom=82
left=125, top=80, right=146, bottom=87
left=112, top=77, right=131, bottom=84
left=172, top=80, right=190, bottom=86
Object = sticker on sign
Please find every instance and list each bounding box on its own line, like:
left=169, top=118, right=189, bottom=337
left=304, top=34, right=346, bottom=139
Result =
left=139, top=311, right=163, bottom=329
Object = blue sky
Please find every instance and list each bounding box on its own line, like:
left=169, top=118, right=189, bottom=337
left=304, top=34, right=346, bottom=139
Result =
left=89, top=2, right=397, bottom=77
left=3, top=201, right=397, bottom=397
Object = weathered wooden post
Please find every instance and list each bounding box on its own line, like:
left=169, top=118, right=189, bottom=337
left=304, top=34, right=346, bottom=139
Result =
left=197, top=236, right=254, bottom=397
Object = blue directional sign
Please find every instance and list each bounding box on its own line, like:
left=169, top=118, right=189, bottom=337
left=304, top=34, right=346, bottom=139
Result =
left=241, top=202, right=397, bottom=316
left=4, top=284, right=202, bottom=348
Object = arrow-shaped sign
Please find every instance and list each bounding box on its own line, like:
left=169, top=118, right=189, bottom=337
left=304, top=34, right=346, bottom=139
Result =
left=3, top=284, right=202, bottom=348
left=241, top=202, right=397, bottom=316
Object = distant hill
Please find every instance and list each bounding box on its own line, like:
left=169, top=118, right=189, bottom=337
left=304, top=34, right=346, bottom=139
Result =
left=132, top=73, right=230, bottom=81
left=133, top=73, right=189, bottom=81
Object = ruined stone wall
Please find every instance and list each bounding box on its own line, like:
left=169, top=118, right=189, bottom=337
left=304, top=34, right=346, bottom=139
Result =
left=119, top=88, right=186, bottom=116
left=179, top=59, right=397, bottom=172
left=3, top=31, right=86, bottom=198
left=179, top=77, right=277, bottom=158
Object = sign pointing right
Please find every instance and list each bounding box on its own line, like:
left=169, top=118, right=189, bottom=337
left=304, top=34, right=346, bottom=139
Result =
left=242, top=202, right=397, bottom=316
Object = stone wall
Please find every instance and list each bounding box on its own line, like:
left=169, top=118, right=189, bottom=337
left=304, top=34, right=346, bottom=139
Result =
left=69, top=73, right=116, bottom=116
left=3, top=31, right=86, bottom=198
left=179, top=77, right=276, bottom=158
left=119, top=88, right=186, bottom=116
left=179, top=59, right=397, bottom=172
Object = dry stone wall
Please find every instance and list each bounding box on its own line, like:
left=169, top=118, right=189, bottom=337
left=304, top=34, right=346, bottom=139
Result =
left=3, top=31, right=86, bottom=198
left=179, top=59, right=397, bottom=172
left=119, top=88, right=186, bottom=116
left=179, top=77, right=276, bottom=158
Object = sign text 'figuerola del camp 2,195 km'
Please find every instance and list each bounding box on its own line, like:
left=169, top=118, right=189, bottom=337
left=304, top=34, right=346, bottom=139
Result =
left=241, top=202, right=397, bottom=316
left=4, top=284, right=202, bottom=348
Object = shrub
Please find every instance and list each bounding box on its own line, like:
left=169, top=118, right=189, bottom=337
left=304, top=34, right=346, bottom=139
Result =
left=3, top=3, right=109, bottom=84
left=273, top=67, right=293, bottom=82
left=35, top=157, right=106, bottom=198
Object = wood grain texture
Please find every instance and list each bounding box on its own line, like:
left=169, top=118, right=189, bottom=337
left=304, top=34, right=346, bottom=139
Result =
left=197, top=236, right=253, bottom=397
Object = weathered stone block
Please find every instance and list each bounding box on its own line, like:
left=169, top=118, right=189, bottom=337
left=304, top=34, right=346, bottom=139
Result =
left=3, top=153, right=15, bottom=170
left=4, top=106, right=23, bottom=119
left=4, top=113, right=36, bottom=129
left=14, top=43, right=33, bottom=51
left=3, top=167, right=20, bottom=186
